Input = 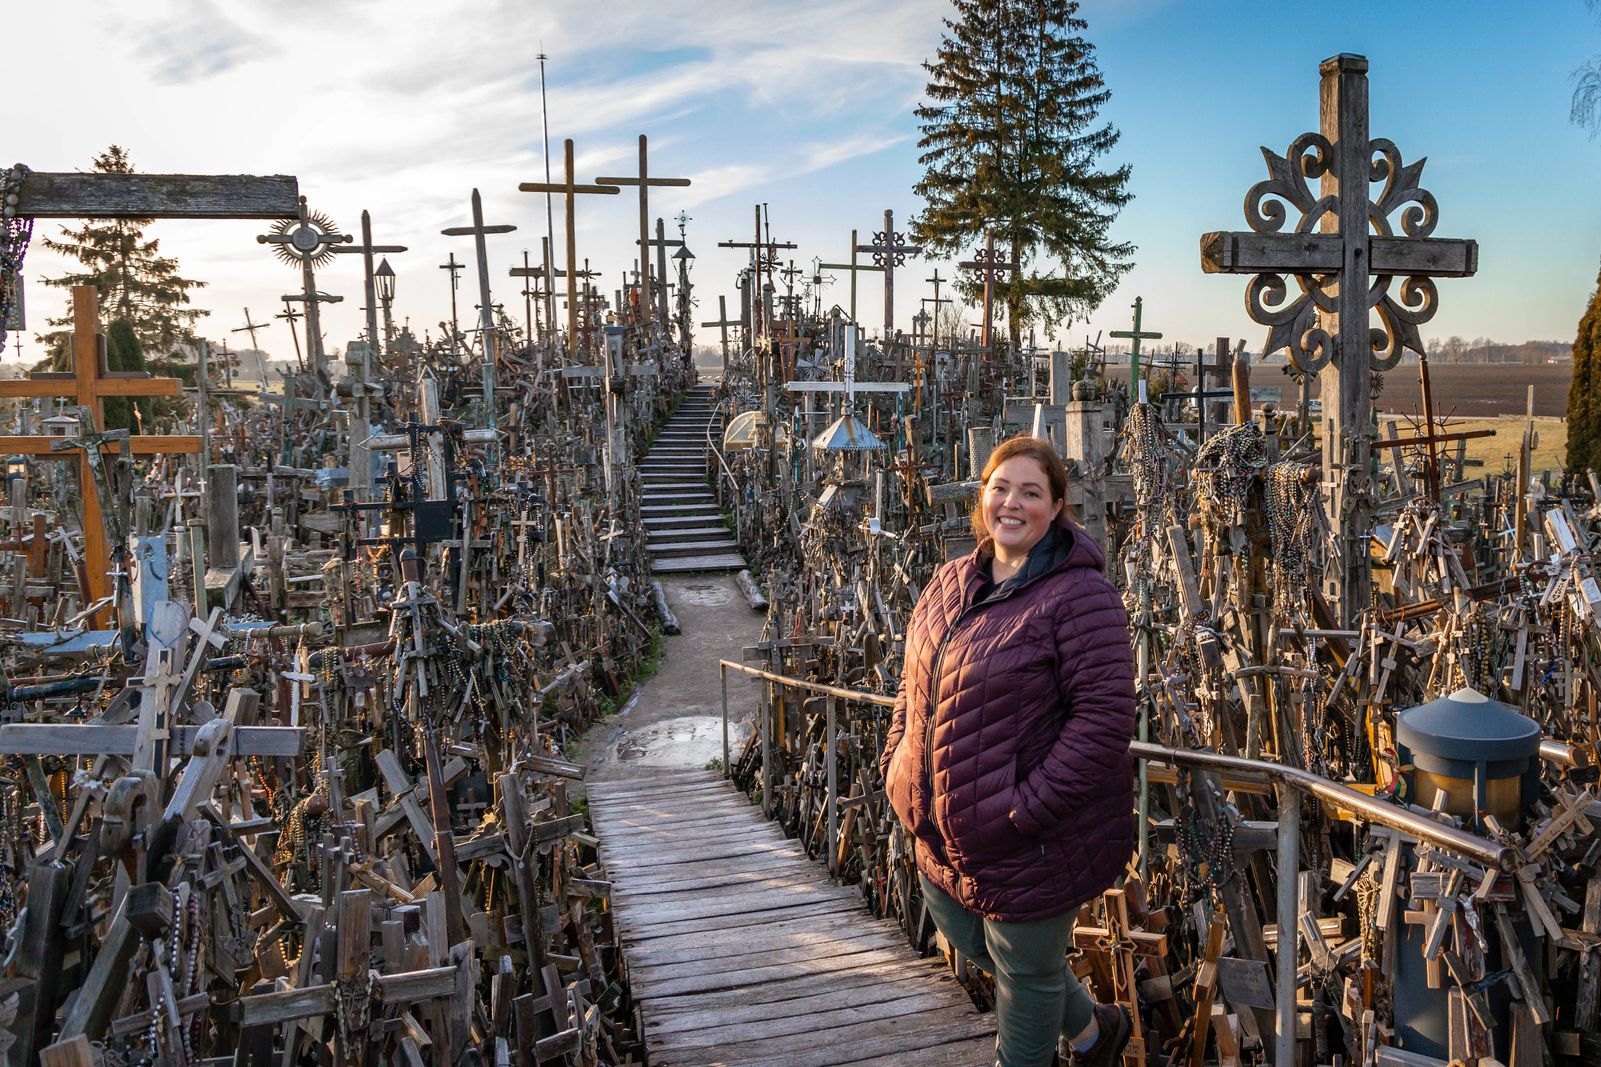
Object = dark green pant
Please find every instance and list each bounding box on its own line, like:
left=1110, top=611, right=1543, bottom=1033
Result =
left=920, top=874, right=1096, bottom=1067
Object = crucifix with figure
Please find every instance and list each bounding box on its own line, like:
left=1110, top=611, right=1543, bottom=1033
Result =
left=3, top=169, right=293, bottom=624
left=520, top=139, right=620, bottom=363
left=0, top=287, right=202, bottom=625
left=1200, top=53, right=1478, bottom=625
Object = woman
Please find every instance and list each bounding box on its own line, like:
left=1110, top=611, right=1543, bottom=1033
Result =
left=881, top=435, right=1136, bottom=1067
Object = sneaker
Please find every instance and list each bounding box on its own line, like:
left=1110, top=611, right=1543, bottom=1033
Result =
left=1068, top=1003, right=1132, bottom=1067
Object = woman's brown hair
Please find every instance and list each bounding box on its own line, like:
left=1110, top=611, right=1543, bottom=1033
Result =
left=969, top=434, right=1069, bottom=539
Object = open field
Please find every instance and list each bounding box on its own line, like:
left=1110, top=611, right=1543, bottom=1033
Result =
left=1313, top=361, right=1571, bottom=418
left=1429, top=416, right=1567, bottom=474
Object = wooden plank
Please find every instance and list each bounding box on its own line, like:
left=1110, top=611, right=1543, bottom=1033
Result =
left=637, top=950, right=956, bottom=1004
left=0, top=723, right=302, bottom=756
left=653, top=996, right=983, bottom=1052
left=633, top=941, right=914, bottom=992
left=646, top=971, right=969, bottom=1030
left=650, top=1013, right=993, bottom=1067
left=617, top=897, right=846, bottom=941
left=625, top=925, right=909, bottom=971
left=14, top=172, right=300, bottom=219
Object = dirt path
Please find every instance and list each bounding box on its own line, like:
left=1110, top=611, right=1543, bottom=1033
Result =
left=576, top=573, right=761, bottom=785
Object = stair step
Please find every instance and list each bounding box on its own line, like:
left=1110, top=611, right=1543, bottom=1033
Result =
left=644, top=514, right=727, bottom=529
left=650, top=538, right=740, bottom=556
left=640, top=504, right=720, bottom=516
left=651, top=552, right=748, bottom=573
left=647, top=528, right=731, bottom=545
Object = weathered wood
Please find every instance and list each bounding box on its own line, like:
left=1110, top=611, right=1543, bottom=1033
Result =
left=14, top=172, right=299, bottom=219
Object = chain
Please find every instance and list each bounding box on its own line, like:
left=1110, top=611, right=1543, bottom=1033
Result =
left=1264, top=460, right=1319, bottom=608
left=1193, top=422, right=1266, bottom=531
left=0, top=163, right=33, bottom=352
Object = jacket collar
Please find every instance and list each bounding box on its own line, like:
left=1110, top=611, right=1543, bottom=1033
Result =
left=961, top=514, right=1103, bottom=604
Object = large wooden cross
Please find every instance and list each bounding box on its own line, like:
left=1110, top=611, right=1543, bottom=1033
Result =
left=701, top=296, right=739, bottom=379
left=596, top=135, right=691, bottom=334
left=1199, top=53, right=1478, bottom=624
left=334, top=210, right=407, bottom=494
left=0, top=287, right=202, bottom=619
left=855, top=209, right=920, bottom=338
left=442, top=190, right=517, bottom=435
left=520, top=140, right=620, bottom=363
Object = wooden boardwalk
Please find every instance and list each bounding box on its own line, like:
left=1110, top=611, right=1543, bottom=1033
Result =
left=587, top=769, right=998, bottom=1066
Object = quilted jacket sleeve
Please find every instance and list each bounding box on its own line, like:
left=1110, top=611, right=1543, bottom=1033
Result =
left=879, top=682, right=907, bottom=782
left=1008, top=574, right=1136, bottom=838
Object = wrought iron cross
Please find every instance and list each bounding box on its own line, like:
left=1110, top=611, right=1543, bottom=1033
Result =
left=855, top=209, right=920, bottom=337
left=957, top=234, right=1017, bottom=353
left=1199, top=53, right=1478, bottom=624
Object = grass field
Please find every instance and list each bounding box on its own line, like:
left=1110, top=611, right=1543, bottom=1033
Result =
left=1370, top=413, right=1568, bottom=471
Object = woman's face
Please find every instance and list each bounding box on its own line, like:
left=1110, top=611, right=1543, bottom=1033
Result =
left=982, top=455, right=1062, bottom=557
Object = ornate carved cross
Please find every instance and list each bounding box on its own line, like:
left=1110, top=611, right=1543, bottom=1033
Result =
left=957, top=234, right=1017, bottom=354
left=855, top=209, right=921, bottom=337
left=1199, top=53, right=1479, bottom=624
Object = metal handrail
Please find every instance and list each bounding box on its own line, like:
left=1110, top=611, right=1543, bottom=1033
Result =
left=717, top=657, right=1514, bottom=870
left=703, top=399, right=742, bottom=537
left=717, top=659, right=1529, bottom=1067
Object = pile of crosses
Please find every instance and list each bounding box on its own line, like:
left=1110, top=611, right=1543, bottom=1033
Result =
left=709, top=58, right=1601, bottom=1065
left=0, top=145, right=701, bottom=1066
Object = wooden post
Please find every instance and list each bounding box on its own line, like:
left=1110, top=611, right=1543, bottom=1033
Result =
left=206, top=464, right=240, bottom=573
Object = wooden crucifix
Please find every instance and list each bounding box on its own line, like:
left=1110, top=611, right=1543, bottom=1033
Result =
left=855, top=209, right=920, bottom=338
left=923, top=268, right=952, bottom=350
left=520, top=140, right=620, bottom=363
left=439, top=251, right=465, bottom=356
left=334, top=210, right=407, bottom=494
left=818, top=229, right=884, bottom=327
left=1109, top=296, right=1163, bottom=393
left=1199, top=53, right=1478, bottom=624
left=442, top=189, right=516, bottom=436
left=637, top=217, right=684, bottom=335
left=701, top=296, right=739, bottom=380
left=957, top=234, right=1017, bottom=354
left=597, top=135, right=691, bottom=335
left=0, top=287, right=201, bottom=622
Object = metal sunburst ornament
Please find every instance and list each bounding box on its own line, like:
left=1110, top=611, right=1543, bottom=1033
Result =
left=263, top=204, right=347, bottom=269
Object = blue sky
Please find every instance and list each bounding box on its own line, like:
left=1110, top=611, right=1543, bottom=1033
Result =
left=8, top=0, right=1601, bottom=368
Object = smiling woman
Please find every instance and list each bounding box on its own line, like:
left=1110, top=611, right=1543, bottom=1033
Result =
left=884, top=433, right=1138, bottom=1067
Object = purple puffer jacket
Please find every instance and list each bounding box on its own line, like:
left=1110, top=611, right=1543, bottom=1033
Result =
left=880, top=519, right=1136, bottom=922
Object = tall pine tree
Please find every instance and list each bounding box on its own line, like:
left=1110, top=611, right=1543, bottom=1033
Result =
left=1568, top=258, right=1601, bottom=473
left=913, top=0, right=1132, bottom=353
left=36, top=146, right=207, bottom=365
left=102, top=318, right=149, bottom=432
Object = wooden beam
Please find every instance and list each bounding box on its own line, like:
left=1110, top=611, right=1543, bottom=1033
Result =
left=13, top=173, right=299, bottom=219
left=0, top=378, right=181, bottom=400
left=1200, top=231, right=1477, bottom=278
left=0, top=435, right=203, bottom=456
left=0, top=723, right=304, bottom=757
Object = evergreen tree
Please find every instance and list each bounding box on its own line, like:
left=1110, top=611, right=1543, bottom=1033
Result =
left=913, top=0, right=1132, bottom=352
left=102, top=318, right=148, bottom=432
left=36, top=145, right=207, bottom=365
left=1568, top=259, right=1601, bottom=473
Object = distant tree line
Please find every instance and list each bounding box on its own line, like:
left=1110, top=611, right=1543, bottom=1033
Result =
left=1422, top=337, right=1570, bottom=365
